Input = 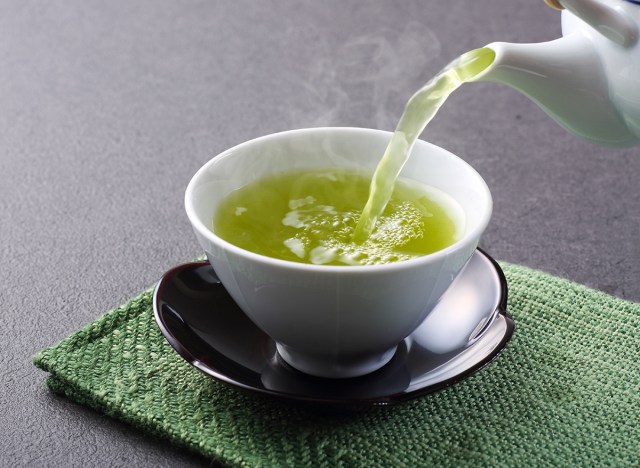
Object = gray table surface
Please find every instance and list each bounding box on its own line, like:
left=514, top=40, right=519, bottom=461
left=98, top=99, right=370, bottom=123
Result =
left=2, top=0, right=639, bottom=466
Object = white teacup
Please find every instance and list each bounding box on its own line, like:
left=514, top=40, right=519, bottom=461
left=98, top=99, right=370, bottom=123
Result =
left=185, top=128, right=492, bottom=378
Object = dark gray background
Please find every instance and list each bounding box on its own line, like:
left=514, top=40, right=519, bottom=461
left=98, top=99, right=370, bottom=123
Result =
left=2, top=0, right=638, bottom=466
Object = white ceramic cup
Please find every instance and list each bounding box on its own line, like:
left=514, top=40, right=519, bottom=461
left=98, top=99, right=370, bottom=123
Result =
left=185, top=127, right=492, bottom=378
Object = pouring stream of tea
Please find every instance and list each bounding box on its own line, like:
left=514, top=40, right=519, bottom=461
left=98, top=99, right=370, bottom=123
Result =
left=353, top=48, right=495, bottom=242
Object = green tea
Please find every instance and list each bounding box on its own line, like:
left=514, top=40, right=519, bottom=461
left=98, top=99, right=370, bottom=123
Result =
left=213, top=169, right=462, bottom=266
left=213, top=47, right=494, bottom=265
left=354, top=48, right=495, bottom=241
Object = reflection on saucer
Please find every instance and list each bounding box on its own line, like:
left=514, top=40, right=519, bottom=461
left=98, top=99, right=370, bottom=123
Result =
left=413, top=254, right=503, bottom=354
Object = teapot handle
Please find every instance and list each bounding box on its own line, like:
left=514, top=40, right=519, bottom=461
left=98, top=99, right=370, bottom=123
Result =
left=544, top=0, right=564, bottom=9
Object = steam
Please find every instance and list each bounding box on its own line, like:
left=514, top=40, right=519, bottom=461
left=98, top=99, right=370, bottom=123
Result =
left=290, top=22, right=442, bottom=130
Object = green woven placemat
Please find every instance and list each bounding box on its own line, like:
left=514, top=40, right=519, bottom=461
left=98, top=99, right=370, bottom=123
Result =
left=34, top=262, right=640, bottom=467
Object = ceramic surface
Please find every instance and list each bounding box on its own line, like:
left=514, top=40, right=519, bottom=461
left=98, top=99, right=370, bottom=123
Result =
left=478, top=0, right=640, bottom=147
left=184, top=128, right=492, bottom=378
left=153, top=249, right=514, bottom=406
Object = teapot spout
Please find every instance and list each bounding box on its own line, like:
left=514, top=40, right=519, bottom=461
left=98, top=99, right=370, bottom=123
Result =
left=474, top=35, right=637, bottom=147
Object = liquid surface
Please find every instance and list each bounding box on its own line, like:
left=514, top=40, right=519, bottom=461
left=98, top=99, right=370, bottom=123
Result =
left=353, top=48, right=495, bottom=241
left=214, top=169, right=462, bottom=266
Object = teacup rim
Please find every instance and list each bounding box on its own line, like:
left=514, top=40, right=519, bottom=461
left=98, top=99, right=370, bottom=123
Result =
left=184, top=126, right=492, bottom=273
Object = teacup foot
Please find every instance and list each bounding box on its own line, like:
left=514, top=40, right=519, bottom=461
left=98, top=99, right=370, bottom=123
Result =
left=275, top=343, right=398, bottom=379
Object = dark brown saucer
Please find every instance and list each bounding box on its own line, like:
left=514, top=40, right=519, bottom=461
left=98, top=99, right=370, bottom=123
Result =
left=153, top=249, right=514, bottom=406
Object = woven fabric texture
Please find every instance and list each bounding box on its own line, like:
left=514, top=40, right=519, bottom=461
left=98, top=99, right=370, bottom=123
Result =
left=34, top=262, right=640, bottom=467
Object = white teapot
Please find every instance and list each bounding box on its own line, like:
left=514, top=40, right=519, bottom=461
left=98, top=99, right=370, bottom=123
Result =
left=475, top=0, right=640, bottom=147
